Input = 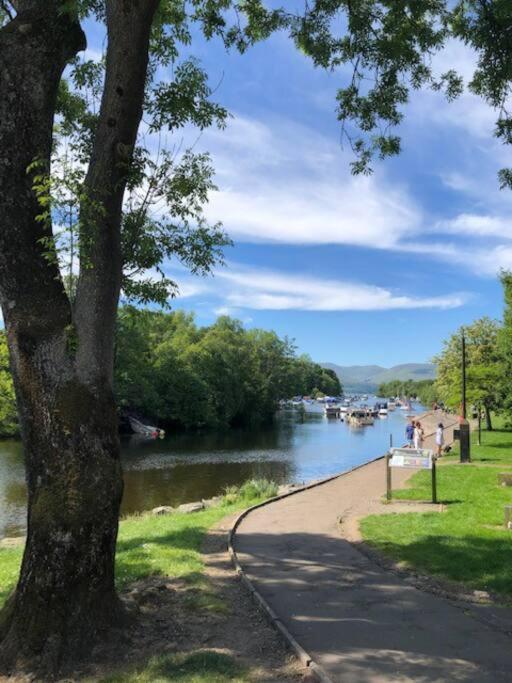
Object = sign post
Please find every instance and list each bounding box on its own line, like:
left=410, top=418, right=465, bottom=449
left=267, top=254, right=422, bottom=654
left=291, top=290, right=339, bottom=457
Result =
left=388, top=448, right=437, bottom=503
left=385, top=453, right=392, bottom=501
left=432, top=456, right=437, bottom=504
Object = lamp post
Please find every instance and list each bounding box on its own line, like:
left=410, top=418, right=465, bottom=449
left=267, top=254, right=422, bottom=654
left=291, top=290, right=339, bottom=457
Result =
left=459, top=328, right=471, bottom=463
left=461, top=329, right=467, bottom=420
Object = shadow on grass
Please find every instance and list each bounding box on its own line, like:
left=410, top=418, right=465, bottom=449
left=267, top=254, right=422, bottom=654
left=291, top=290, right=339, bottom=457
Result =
left=369, top=533, right=512, bottom=596
left=117, top=526, right=210, bottom=554
left=102, top=650, right=245, bottom=682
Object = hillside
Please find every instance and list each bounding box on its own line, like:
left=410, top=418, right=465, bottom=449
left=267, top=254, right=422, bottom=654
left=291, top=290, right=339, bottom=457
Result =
left=322, top=362, right=436, bottom=393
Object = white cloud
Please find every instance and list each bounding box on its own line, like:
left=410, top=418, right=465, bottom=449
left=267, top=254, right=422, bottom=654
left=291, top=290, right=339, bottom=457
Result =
left=438, top=214, right=512, bottom=240
left=199, top=114, right=422, bottom=248
left=167, top=261, right=467, bottom=312
left=181, top=264, right=466, bottom=312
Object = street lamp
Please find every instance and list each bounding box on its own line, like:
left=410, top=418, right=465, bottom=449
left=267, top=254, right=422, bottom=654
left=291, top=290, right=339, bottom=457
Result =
left=459, top=328, right=471, bottom=463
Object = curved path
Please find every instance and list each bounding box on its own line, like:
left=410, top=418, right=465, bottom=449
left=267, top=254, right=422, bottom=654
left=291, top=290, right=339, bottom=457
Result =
left=234, top=412, right=512, bottom=682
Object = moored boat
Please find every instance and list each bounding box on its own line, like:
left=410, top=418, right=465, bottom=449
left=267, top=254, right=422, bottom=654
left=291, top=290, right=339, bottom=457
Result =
left=129, top=416, right=165, bottom=438
left=347, top=408, right=374, bottom=427
left=324, top=405, right=341, bottom=418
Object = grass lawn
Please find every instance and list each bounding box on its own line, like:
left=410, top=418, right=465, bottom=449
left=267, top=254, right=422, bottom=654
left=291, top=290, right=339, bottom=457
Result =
left=361, top=418, right=512, bottom=598
left=101, top=651, right=247, bottom=683
left=0, top=479, right=278, bottom=682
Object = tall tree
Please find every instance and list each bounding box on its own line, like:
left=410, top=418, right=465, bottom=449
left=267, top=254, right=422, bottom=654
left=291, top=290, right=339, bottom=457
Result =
left=0, top=0, right=246, bottom=673
left=498, top=271, right=512, bottom=416
left=433, top=317, right=502, bottom=429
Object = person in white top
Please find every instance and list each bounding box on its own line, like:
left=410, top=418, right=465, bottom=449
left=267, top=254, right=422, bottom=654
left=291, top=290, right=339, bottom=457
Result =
left=436, top=422, right=444, bottom=457
left=413, top=421, right=424, bottom=450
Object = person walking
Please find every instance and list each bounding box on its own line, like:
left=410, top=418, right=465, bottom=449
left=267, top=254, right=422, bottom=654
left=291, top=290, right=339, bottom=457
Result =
left=405, top=420, right=415, bottom=447
left=414, top=421, right=424, bottom=450
left=436, top=422, right=444, bottom=457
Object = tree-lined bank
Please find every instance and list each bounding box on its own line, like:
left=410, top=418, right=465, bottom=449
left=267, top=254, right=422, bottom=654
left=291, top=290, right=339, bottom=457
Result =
left=115, top=307, right=341, bottom=430
left=0, top=309, right=341, bottom=437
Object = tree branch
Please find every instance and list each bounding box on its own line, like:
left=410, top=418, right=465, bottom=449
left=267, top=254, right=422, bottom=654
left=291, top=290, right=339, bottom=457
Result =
left=0, top=3, right=85, bottom=335
left=74, top=0, right=160, bottom=383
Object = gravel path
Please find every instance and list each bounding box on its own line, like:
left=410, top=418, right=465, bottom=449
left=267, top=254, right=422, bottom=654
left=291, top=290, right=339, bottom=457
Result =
left=234, top=411, right=512, bottom=682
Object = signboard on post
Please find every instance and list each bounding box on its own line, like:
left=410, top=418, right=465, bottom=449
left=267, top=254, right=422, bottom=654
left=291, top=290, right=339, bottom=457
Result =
left=389, top=448, right=433, bottom=470
left=385, top=447, right=437, bottom=503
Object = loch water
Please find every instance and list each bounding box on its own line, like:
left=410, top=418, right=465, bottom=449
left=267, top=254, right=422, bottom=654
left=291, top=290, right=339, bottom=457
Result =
left=0, top=400, right=422, bottom=538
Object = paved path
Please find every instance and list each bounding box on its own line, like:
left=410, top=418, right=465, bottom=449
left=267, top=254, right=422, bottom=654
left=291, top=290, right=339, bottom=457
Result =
left=234, top=412, right=512, bottom=682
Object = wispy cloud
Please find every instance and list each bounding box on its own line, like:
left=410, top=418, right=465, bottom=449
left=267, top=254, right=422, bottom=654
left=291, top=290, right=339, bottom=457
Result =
left=171, top=263, right=467, bottom=312
left=438, top=214, right=512, bottom=240
left=199, top=115, right=422, bottom=249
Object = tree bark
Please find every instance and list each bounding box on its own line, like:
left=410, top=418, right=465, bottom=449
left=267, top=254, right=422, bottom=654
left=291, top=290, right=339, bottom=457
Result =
left=0, top=1, right=158, bottom=675
left=484, top=404, right=493, bottom=431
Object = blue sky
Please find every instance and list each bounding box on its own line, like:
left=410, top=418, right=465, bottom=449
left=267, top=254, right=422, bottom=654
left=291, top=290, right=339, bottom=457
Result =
left=86, top=20, right=511, bottom=367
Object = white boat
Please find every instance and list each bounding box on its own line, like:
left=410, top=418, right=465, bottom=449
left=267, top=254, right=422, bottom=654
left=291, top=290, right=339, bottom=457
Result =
left=378, top=407, right=388, bottom=416
left=129, top=417, right=165, bottom=437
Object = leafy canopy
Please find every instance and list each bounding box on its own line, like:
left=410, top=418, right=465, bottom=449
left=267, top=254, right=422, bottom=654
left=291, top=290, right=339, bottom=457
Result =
left=433, top=316, right=502, bottom=414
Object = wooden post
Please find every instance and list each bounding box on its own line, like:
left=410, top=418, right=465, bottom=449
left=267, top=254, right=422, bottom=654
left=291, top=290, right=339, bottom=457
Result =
left=385, top=453, right=392, bottom=501
left=504, top=505, right=512, bottom=530
left=432, top=457, right=437, bottom=504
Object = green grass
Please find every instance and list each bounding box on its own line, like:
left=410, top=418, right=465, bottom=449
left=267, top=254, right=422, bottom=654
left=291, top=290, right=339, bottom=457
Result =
left=100, top=651, right=248, bottom=682
left=0, top=479, right=277, bottom=609
left=0, top=548, right=21, bottom=607
left=361, top=420, right=512, bottom=597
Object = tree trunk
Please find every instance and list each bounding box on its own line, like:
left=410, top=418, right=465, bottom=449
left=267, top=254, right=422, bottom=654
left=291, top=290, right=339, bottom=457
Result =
left=0, top=1, right=161, bottom=675
left=485, top=405, right=493, bottom=431
left=0, top=328, right=125, bottom=674
left=0, top=0, right=161, bottom=675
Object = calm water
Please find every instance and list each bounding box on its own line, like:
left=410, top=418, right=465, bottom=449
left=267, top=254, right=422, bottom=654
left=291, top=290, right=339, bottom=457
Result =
left=0, top=400, right=421, bottom=538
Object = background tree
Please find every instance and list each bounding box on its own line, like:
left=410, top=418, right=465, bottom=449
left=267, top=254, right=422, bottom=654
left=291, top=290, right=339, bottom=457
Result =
left=433, top=317, right=502, bottom=429
left=377, top=379, right=439, bottom=407
left=114, top=307, right=337, bottom=429
left=0, top=333, right=17, bottom=437
left=498, top=271, right=512, bottom=416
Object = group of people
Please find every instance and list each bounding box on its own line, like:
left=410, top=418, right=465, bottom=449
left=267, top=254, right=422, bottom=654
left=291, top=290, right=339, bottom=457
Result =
left=405, top=420, right=445, bottom=456
left=405, top=420, right=424, bottom=449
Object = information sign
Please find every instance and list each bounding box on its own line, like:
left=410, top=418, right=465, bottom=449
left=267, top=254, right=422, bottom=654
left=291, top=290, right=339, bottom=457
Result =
left=385, top=447, right=437, bottom=503
left=389, top=448, right=433, bottom=470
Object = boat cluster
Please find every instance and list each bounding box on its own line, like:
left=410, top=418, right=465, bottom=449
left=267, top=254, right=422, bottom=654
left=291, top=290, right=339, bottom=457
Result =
left=280, top=395, right=414, bottom=428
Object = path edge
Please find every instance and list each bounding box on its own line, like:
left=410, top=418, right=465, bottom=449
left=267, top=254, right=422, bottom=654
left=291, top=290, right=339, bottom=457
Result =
left=227, top=455, right=385, bottom=683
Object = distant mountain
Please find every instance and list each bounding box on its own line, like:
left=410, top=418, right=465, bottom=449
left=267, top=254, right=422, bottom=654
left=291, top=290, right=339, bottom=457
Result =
left=322, top=362, right=436, bottom=393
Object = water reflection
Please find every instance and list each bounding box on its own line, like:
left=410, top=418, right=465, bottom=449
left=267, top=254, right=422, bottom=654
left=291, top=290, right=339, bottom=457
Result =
left=0, top=402, right=418, bottom=538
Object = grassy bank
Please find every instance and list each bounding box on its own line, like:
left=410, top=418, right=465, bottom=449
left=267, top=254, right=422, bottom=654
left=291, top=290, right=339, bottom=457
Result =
left=361, top=419, right=512, bottom=598
left=0, top=479, right=279, bottom=681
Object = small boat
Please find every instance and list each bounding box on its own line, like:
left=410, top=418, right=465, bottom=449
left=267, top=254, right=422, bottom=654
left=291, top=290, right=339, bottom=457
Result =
left=129, top=416, right=165, bottom=438
left=347, top=408, right=374, bottom=427
left=324, top=405, right=341, bottom=418
left=374, top=401, right=388, bottom=416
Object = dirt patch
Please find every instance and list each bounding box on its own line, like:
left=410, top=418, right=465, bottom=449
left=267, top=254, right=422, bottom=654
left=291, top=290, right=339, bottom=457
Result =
left=0, top=513, right=303, bottom=683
